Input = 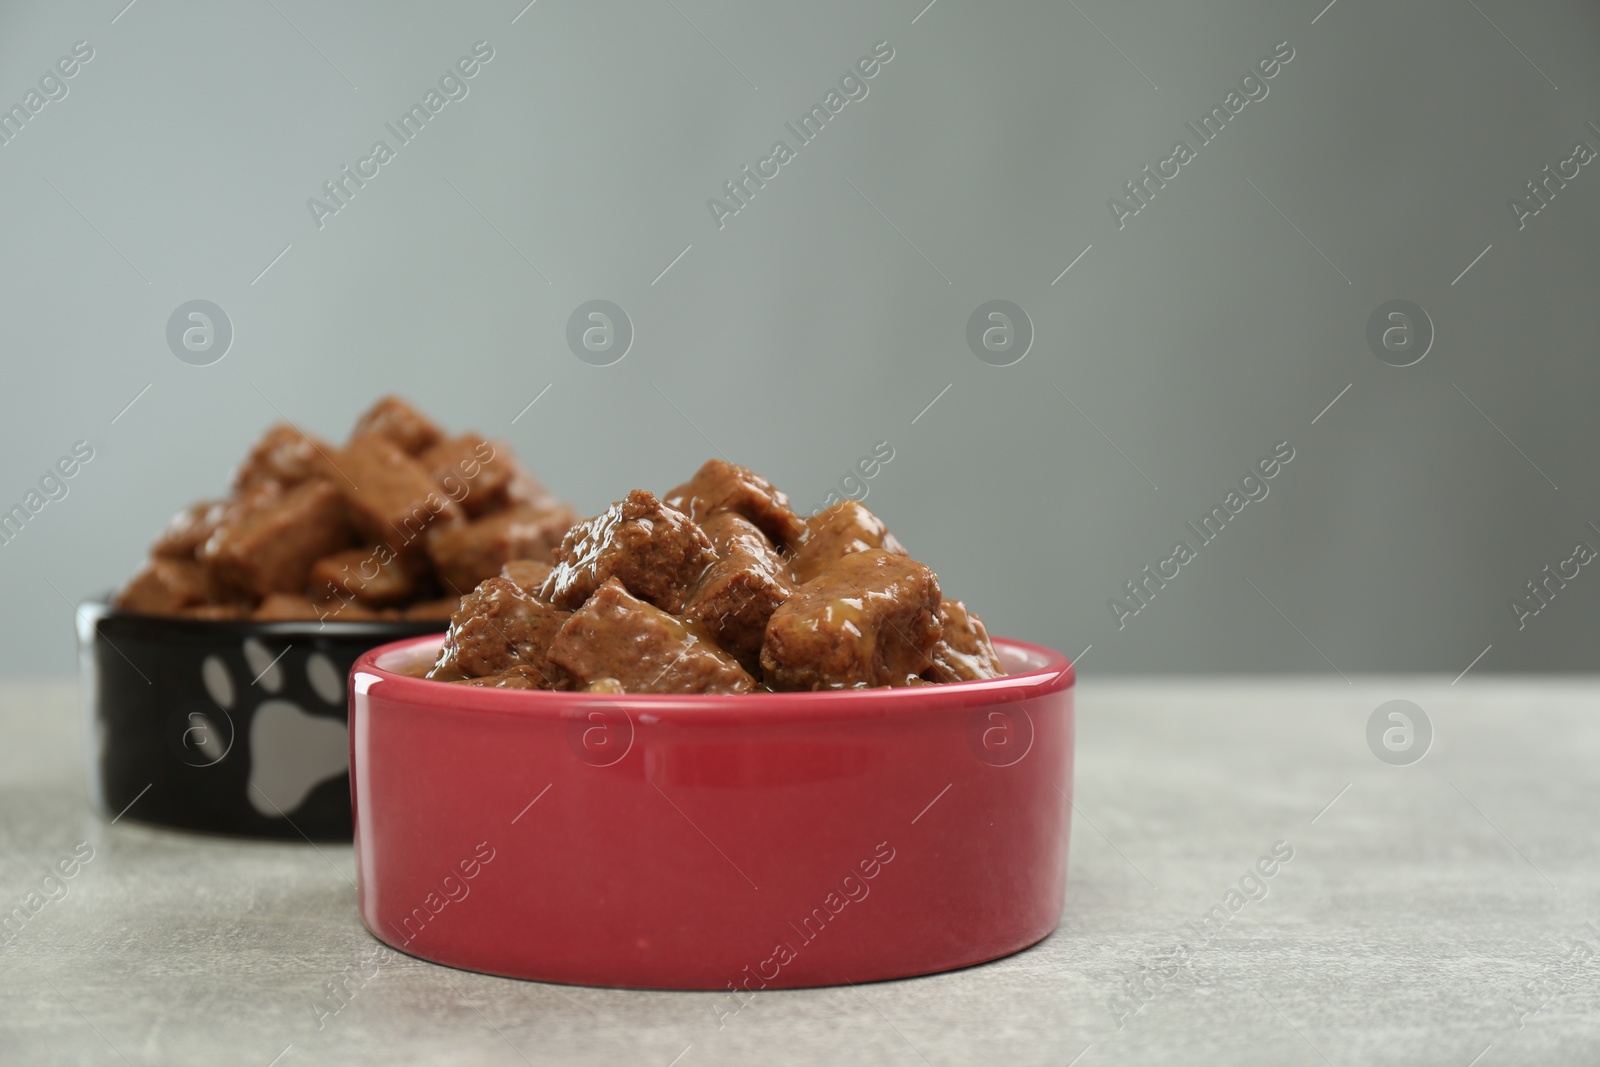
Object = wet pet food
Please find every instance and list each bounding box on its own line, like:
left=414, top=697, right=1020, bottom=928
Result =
left=115, top=396, right=576, bottom=623
left=428, top=459, right=1004, bottom=693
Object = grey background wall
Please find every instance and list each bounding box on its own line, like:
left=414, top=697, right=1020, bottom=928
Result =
left=1, top=0, right=1596, bottom=677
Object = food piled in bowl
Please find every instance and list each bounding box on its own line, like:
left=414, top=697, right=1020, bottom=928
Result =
left=426, top=459, right=1005, bottom=693
left=115, top=397, right=577, bottom=623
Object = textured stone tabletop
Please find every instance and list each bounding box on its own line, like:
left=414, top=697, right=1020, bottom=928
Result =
left=2, top=677, right=1597, bottom=1066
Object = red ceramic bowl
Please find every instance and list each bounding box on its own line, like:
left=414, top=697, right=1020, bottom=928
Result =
left=350, top=635, right=1074, bottom=990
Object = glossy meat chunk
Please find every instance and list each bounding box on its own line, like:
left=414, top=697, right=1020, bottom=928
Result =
left=682, top=514, right=794, bottom=674
left=761, top=549, right=942, bottom=690
left=431, top=577, right=571, bottom=685
left=201, top=480, right=352, bottom=599
left=425, top=505, right=577, bottom=596
left=309, top=547, right=419, bottom=607
left=924, top=599, right=1005, bottom=682
left=788, top=500, right=907, bottom=585
left=232, top=423, right=334, bottom=492
left=151, top=500, right=226, bottom=560
left=350, top=395, right=444, bottom=456
left=116, top=557, right=213, bottom=615
left=541, top=490, right=715, bottom=613
left=420, top=434, right=529, bottom=517
left=500, top=559, right=553, bottom=596
left=664, top=458, right=805, bottom=547
left=336, top=433, right=464, bottom=555
left=549, top=578, right=755, bottom=694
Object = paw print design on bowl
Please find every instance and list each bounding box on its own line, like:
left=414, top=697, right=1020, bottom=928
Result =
left=79, top=600, right=437, bottom=839
left=171, top=656, right=233, bottom=767
left=199, top=638, right=351, bottom=816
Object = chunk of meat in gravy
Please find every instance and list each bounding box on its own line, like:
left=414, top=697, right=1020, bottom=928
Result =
left=761, top=549, right=942, bottom=691
left=425, top=506, right=577, bottom=596
left=337, top=432, right=464, bottom=556
left=309, top=547, right=420, bottom=607
left=419, top=434, right=529, bottom=517
left=114, top=397, right=575, bottom=621
left=350, top=395, right=444, bottom=456
left=430, top=577, right=571, bottom=685
left=683, top=513, right=794, bottom=675
left=169, top=483, right=281, bottom=575
left=698, top=511, right=775, bottom=559
left=188, top=482, right=281, bottom=558
left=549, top=578, right=755, bottom=695
left=151, top=500, right=227, bottom=560
left=540, top=490, right=715, bottom=614
left=253, top=592, right=321, bottom=620
left=663, top=458, right=805, bottom=548
left=232, top=423, right=336, bottom=492
left=499, top=558, right=553, bottom=596
left=116, top=557, right=213, bottom=615
left=788, top=500, right=907, bottom=585
left=924, top=599, right=1005, bottom=683
left=201, top=480, right=353, bottom=599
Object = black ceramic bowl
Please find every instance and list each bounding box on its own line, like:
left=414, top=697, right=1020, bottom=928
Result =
left=76, top=601, right=440, bottom=840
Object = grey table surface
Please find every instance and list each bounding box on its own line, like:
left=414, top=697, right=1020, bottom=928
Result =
left=2, top=677, right=1597, bottom=1067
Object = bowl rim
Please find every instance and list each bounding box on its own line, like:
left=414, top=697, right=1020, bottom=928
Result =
left=78, top=598, right=445, bottom=639
left=352, top=634, right=1074, bottom=723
